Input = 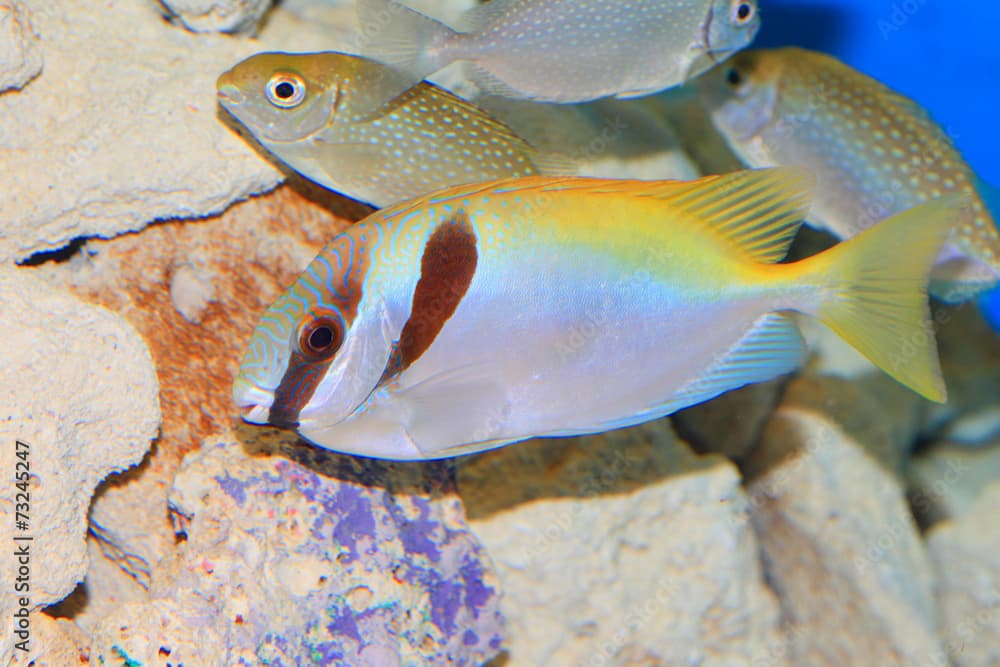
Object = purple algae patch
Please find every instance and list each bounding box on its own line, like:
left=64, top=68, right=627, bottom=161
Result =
left=311, top=642, right=344, bottom=664
left=325, top=602, right=364, bottom=645
left=460, top=555, right=493, bottom=618
left=215, top=473, right=248, bottom=506
left=397, top=496, right=442, bottom=562
left=329, top=485, right=377, bottom=562
left=429, top=577, right=464, bottom=638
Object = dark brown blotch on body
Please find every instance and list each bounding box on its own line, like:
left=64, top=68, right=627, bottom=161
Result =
left=385, top=211, right=478, bottom=379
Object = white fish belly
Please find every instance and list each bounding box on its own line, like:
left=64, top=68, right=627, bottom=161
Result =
left=389, top=250, right=775, bottom=446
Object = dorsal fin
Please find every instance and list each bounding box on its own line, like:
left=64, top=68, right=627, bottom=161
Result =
left=653, top=167, right=816, bottom=263
left=378, top=169, right=814, bottom=264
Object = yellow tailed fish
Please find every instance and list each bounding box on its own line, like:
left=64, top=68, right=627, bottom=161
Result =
left=234, top=169, right=963, bottom=460
left=216, top=51, right=546, bottom=208
left=355, top=0, right=760, bottom=105
left=696, top=47, right=1000, bottom=302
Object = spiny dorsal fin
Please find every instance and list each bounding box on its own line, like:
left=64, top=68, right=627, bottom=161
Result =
left=379, top=169, right=815, bottom=264
left=656, top=167, right=816, bottom=263
left=482, top=169, right=814, bottom=264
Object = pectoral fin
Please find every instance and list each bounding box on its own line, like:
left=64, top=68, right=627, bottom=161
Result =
left=394, top=363, right=516, bottom=458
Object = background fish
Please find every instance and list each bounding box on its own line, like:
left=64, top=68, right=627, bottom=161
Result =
left=356, top=0, right=761, bottom=104
left=696, top=47, right=1000, bottom=302
left=217, top=51, right=546, bottom=208
left=234, top=169, right=961, bottom=460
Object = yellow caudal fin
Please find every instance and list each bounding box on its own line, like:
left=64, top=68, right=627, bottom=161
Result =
left=796, top=195, right=970, bottom=403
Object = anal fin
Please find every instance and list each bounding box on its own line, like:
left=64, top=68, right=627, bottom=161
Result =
left=659, top=312, right=806, bottom=414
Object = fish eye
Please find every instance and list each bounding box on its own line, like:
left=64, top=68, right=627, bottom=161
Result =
left=732, top=1, right=755, bottom=25
left=726, top=67, right=743, bottom=87
left=265, top=73, right=306, bottom=109
left=298, top=315, right=343, bottom=360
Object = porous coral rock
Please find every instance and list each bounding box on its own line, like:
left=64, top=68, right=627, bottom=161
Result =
left=0, top=0, right=342, bottom=263
left=90, top=436, right=504, bottom=666
left=158, top=0, right=274, bottom=33
left=0, top=268, right=160, bottom=664
left=926, top=482, right=1000, bottom=667
left=0, top=0, right=41, bottom=92
left=746, top=375, right=944, bottom=666
left=458, top=421, right=788, bottom=667
left=33, top=184, right=365, bottom=631
left=8, top=612, right=90, bottom=666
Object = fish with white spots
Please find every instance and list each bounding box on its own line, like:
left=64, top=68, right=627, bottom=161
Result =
left=217, top=51, right=547, bottom=208
left=356, top=0, right=760, bottom=104
left=696, top=47, right=1000, bottom=302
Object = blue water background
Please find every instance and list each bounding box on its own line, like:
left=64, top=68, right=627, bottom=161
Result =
left=755, top=0, right=1000, bottom=325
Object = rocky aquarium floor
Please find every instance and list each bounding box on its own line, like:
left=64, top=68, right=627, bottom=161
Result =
left=2, top=2, right=1000, bottom=666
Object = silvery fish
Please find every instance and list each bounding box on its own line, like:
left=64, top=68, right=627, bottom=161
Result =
left=356, top=0, right=761, bottom=104
left=696, top=47, right=1000, bottom=302
left=216, top=51, right=544, bottom=208
left=233, top=169, right=963, bottom=461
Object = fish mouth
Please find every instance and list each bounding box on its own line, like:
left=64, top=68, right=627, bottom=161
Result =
left=216, top=81, right=244, bottom=107
left=240, top=404, right=271, bottom=424
left=233, top=379, right=275, bottom=424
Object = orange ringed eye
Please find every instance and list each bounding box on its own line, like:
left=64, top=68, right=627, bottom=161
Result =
left=299, top=316, right=343, bottom=359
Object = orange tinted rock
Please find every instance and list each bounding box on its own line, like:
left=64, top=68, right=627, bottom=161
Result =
left=39, top=184, right=368, bottom=604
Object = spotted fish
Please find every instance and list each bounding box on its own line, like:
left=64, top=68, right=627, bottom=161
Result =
left=696, top=47, right=1000, bottom=302
left=217, top=51, right=545, bottom=207
left=356, top=0, right=760, bottom=104
left=234, top=169, right=963, bottom=460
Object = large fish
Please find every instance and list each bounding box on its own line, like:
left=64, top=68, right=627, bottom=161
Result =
left=216, top=51, right=544, bottom=208
left=696, top=47, right=1000, bottom=302
left=356, top=0, right=760, bottom=104
left=234, top=169, right=963, bottom=460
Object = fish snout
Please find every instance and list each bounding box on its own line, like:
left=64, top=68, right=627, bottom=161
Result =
left=240, top=404, right=271, bottom=425
left=216, top=80, right=245, bottom=107
left=233, top=378, right=274, bottom=424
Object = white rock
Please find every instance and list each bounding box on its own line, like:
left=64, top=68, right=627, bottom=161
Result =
left=0, top=267, right=160, bottom=665
left=158, top=0, right=274, bottom=33
left=169, top=261, right=215, bottom=324
left=458, top=422, right=788, bottom=667
left=0, top=0, right=341, bottom=263
left=747, top=386, right=944, bottom=666
left=0, top=1, right=42, bottom=92
left=926, top=482, right=1000, bottom=667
